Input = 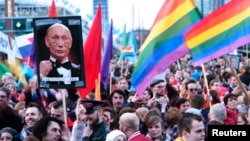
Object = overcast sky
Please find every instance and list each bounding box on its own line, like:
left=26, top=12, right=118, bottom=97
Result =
left=108, top=0, right=165, bottom=30
left=66, top=0, right=165, bottom=31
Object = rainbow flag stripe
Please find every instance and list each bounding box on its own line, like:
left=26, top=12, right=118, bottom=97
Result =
left=185, top=0, right=250, bottom=66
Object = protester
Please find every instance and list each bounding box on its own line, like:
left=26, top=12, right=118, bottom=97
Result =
left=177, top=113, right=205, bottom=141
left=119, top=112, right=152, bottom=141
left=32, top=116, right=70, bottom=141
left=20, top=103, right=43, bottom=140
left=71, top=99, right=107, bottom=141
left=146, top=116, right=173, bottom=141
left=0, top=127, right=20, bottom=141
left=105, top=129, right=127, bottom=141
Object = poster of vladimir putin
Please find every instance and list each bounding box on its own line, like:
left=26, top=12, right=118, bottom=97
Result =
left=33, top=16, right=85, bottom=89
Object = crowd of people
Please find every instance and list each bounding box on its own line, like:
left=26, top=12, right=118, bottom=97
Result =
left=1, top=54, right=250, bottom=141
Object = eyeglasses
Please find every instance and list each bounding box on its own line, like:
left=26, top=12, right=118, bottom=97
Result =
left=189, top=88, right=197, bottom=92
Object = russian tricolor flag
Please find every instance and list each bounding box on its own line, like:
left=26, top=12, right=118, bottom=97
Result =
left=15, top=33, right=33, bottom=58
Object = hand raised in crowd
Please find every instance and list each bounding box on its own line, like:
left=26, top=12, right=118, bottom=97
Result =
left=29, top=75, right=38, bottom=94
left=131, top=92, right=142, bottom=103
left=39, top=60, right=53, bottom=76
left=75, top=99, right=86, bottom=124
left=161, top=96, right=169, bottom=113
left=60, top=124, right=71, bottom=141
left=147, top=97, right=156, bottom=108
left=83, top=120, right=93, bottom=138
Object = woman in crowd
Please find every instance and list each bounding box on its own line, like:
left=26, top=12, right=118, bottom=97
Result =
left=0, top=127, right=20, bottom=141
left=146, top=116, right=173, bottom=141
left=165, top=107, right=182, bottom=140
left=14, top=101, right=26, bottom=123
left=175, top=98, right=190, bottom=114
left=236, top=113, right=248, bottom=125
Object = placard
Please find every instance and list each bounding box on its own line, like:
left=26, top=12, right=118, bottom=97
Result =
left=33, top=16, right=85, bottom=89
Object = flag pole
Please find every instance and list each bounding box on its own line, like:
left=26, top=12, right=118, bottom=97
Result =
left=109, top=74, right=112, bottom=94
left=247, top=44, right=249, bottom=60
left=99, top=73, right=101, bottom=98
left=109, top=62, right=112, bottom=94
left=95, top=73, right=101, bottom=100
left=223, top=55, right=250, bottom=101
left=177, top=60, right=181, bottom=70
left=201, top=64, right=209, bottom=93
left=60, top=89, right=68, bottom=126
left=201, top=64, right=211, bottom=107
left=121, top=58, right=124, bottom=77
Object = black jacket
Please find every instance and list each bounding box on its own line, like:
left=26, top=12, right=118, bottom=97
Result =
left=82, top=121, right=107, bottom=141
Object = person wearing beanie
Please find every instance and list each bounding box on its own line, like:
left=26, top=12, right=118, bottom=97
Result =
left=223, top=94, right=239, bottom=125
left=149, top=79, right=169, bottom=115
left=150, top=79, right=165, bottom=98
left=0, top=127, right=21, bottom=141
left=105, top=130, right=127, bottom=141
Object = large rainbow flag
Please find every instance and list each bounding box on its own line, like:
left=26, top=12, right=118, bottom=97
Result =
left=185, top=0, right=250, bottom=66
left=131, top=0, right=202, bottom=95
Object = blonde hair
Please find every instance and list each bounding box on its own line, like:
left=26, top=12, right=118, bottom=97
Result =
left=136, top=107, right=149, bottom=121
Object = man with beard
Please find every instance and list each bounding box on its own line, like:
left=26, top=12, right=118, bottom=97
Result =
left=147, top=79, right=169, bottom=113
left=150, top=79, right=166, bottom=98
left=20, top=103, right=43, bottom=140
left=109, top=89, right=126, bottom=130
left=71, top=99, right=107, bottom=141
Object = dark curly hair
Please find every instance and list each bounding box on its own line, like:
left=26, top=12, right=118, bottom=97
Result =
left=32, top=116, right=64, bottom=141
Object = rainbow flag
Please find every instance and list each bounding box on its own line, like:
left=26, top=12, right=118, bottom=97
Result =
left=185, top=0, right=250, bottom=66
left=121, top=46, right=134, bottom=56
left=131, top=0, right=202, bottom=95
left=119, top=30, right=137, bottom=64
left=118, top=24, right=128, bottom=62
left=126, top=30, right=138, bottom=64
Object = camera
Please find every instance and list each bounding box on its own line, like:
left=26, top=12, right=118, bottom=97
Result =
left=155, top=97, right=163, bottom=104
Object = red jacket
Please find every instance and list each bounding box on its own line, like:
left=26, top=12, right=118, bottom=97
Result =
left=224, top=108, right=239, bottom=125
left=128, top=131, right=152, bottom=141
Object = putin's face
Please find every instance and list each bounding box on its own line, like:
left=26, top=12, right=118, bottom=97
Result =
left=45, top=24, right=72, bottom=62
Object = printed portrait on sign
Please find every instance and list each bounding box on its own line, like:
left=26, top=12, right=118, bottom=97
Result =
left=226, top=54, right=241, bottom=71
left=33, top=16, right=85, bottom=89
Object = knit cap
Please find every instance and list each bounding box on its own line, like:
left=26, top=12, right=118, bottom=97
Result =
left=105, top=130, right=126, bottom=141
